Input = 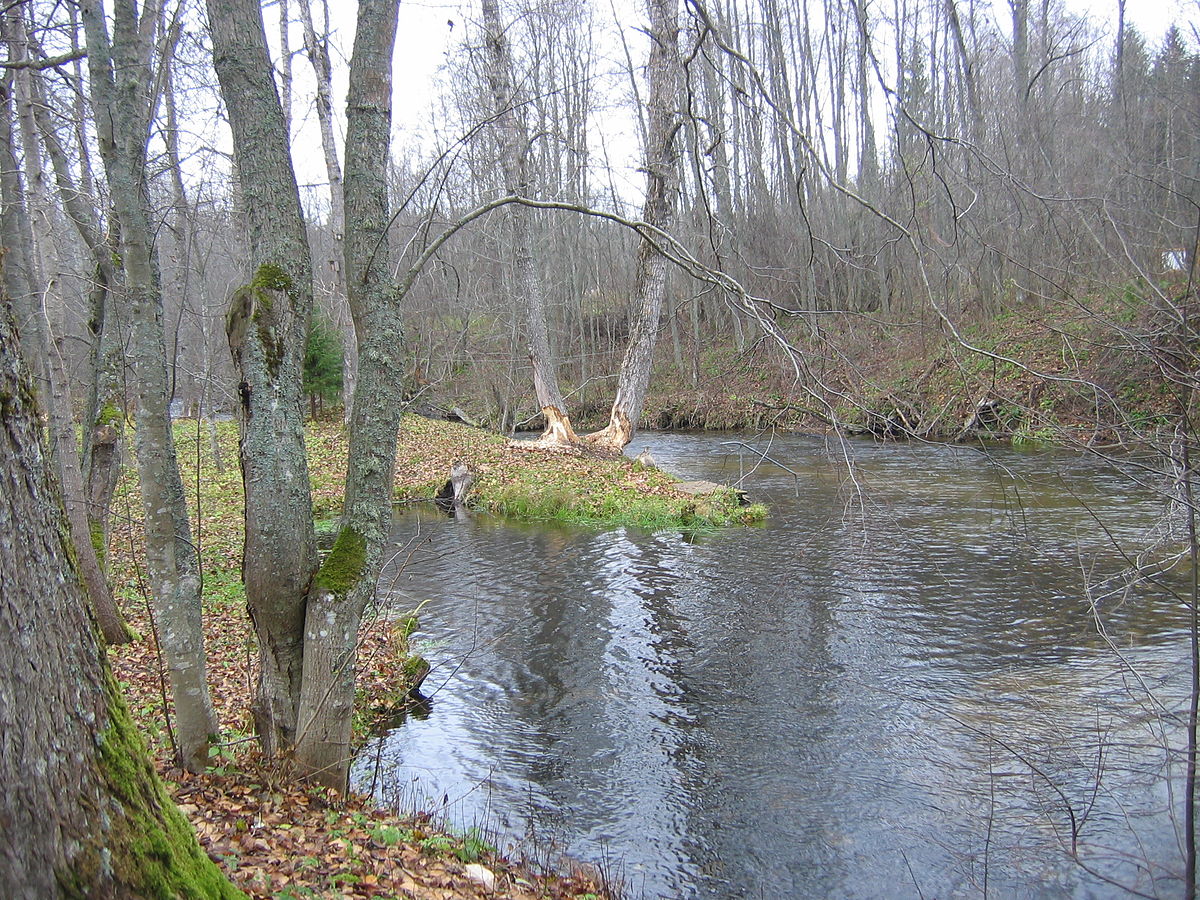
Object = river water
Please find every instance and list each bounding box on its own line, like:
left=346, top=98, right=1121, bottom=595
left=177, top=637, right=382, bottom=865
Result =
left=353, top=432, right=1194, bottom=898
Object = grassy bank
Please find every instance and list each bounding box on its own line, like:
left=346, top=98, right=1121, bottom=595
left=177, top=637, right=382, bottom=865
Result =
left=387, top=415, right=766, bottom=528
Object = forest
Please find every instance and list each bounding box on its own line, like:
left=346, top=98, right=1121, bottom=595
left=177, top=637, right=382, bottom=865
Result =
left=2, top=0, right=1199, bottom=895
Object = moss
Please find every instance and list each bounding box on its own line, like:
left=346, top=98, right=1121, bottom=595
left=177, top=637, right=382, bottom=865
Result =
left=312, top=527, right=366, bottom=600
left=97, top=402, right=123, bottom=426
left=62, top=673, right=243, bottom=898
left=229, top=264, right=297, bottom=380
left=90, top=519, right=107, bottom=558
left=402, top=653, right=430, bottom=686
left=250, top=262, right=294, bottom=295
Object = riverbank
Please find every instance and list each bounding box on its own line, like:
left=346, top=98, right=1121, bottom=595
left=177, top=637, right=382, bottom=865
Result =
left=106, top=419, right=628, bottom=898
left=431, top=287, right=1183, bottom=449
left=638, top=295, right=1179, bottom=445
left=105, top=413, right=771, bottom=897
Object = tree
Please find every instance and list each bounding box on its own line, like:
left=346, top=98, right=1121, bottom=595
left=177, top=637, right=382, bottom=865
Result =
left=587, top=0, right=684, bottom=451
left=81, top=0, right=218, bottom=771
left=294, top=0, right=403, bottom=788
left=207, top=0, right=320, bottom=759
left=207, top=0, right=403, bottom=788
left=0, top=289, right=240, bottom=898
left=481, top=0, right=579, bottom=446
left=304, top=315, right=344, bottom=418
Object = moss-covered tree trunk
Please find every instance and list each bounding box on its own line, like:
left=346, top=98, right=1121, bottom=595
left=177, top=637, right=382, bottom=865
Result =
left=206, top=0, right=318, bottom=757
left=586, top=0, right=682, bottom=452
left=294, top=0, right=402, bottom=790
left=0, top=288, right=241, bottom=899
left=81, top=0, right=218, bottom=771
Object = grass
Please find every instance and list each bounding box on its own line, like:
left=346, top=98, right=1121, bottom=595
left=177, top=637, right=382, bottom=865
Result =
left=391, top=414, right=767, bottom=529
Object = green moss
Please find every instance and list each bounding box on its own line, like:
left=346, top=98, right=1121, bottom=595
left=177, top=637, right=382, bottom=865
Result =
left=64, top=673, right=243, bottom=898
left=402, top=653, right=430, bottom=683
left=229, top=263, right=298, bottom=379
left=97, top=402, right=123, bottom=426
left=250, top=262, right=294, bottom=295
left=90, top=519, right=106, bottom=558
left=312, top=527, right=366, bottom=600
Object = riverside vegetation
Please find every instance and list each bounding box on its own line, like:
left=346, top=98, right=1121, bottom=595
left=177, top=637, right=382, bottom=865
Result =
left=105, top=414, right=762, bottom=897
left=434, top=282, right=1187, bottom=450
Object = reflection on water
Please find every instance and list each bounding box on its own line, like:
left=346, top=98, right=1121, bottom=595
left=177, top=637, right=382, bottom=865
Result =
left=353, top=433, right=1192, bottom=898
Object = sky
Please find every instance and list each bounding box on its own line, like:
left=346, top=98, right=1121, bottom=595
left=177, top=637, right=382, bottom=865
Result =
left=276, top=0, right=1198, bottom=212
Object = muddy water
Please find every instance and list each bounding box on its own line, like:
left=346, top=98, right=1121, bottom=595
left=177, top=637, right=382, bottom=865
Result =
left=353, top=433, right=1193, bottom=898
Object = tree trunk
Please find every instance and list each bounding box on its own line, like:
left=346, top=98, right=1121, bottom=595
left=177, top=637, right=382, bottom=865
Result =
left=27, top=61, right=127, bottom=562
left=480, top=0, right=578, bottom=446
left=587, top=0, right=682, bottom=452
left=0, top=283, right=240, bottom=899
left=207, top=0, right=318, bottom=757
left=81, top=0, right=218, bottom=771
left=7, top=11, right=132, bottom=646
left=296, top=0, right=356, bottom=422
left=294, top=0, right=401, bottom=790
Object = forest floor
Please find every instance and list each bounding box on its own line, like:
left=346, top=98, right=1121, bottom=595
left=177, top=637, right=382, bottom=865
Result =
left=105, top=414, right=768, bottom=899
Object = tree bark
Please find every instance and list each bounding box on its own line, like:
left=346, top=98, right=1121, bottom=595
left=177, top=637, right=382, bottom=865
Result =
left=481, top=0, right=578, bottom=446
left=587, top=0, right=683, bottom=452
left=2, top=10, right=131, bottom=645
left=294, top=0, right=401, bottom=790
left=81, top=0, right=218, bottom=771
left=206, top=0, right=318, bottom=757
left=0, top=280, right=240, bottom=899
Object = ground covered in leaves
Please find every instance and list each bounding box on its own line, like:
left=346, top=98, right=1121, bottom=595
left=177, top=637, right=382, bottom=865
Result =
left=105, top=417, right=648, bottom=898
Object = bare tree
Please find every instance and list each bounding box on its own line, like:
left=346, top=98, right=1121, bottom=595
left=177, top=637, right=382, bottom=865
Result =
left=588, top=0, right=684, bottom=450
left=206, top=0, right=318, bottom=757
left=81, top=0, right=218, bottom=771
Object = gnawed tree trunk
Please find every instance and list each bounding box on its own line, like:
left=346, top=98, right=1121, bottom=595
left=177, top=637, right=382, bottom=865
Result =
left=294, top=0, right=402, bottom=790
left=207, top=0, right=318, bottom=757
left=0, top=284, right=241, bottom=899
left=82, top=0, right=218, bottom=771
left=587, top=0, right=683, bottom=452
left=480, top=0, right=578, bottom=447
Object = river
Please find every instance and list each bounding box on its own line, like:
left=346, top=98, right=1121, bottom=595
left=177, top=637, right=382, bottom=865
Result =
left=352, top=432, right=1194, bottom=898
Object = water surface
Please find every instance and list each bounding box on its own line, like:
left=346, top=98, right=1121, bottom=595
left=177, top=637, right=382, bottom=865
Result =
left=354, top=433, right=1192, bottom=898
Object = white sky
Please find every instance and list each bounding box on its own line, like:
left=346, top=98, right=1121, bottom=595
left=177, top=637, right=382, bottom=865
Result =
left=277, top=0, right=1197, bottom=211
